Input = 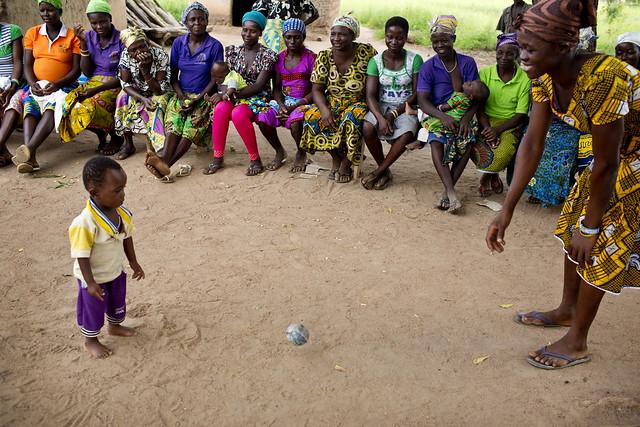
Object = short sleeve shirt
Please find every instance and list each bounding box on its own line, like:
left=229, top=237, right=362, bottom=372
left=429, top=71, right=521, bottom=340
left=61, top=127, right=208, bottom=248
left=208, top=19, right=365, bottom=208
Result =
left=85, top=28, right=124, bottom=77
left=366, top=49, right=423, bottom=107
left=311, top=42, right=377, bottom=103
left=23, top=24, right=81, bottom=82
left=0, top=23, right=22, bottom=78
left=170, top=33, right=223, bottom=93
left=69, top=200, right=134, bottom=284
left=417, top=52, right=479, bottom=106
left=225, top=44, right=276, bottom=96
left=479, top=64, right=531, bottom=120
left=118, top=46, right=171, bottom=95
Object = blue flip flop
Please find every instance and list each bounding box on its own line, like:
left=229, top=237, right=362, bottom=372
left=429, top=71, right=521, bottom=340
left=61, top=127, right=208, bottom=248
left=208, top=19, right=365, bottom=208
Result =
left=527, top=346, right=592, bottom=370
left=514, top=311, right=566, bottom=327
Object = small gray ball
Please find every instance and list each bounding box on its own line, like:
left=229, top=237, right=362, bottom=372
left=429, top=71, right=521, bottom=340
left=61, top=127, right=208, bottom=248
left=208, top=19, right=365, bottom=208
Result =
left=286, top=323, right=309, bottom=346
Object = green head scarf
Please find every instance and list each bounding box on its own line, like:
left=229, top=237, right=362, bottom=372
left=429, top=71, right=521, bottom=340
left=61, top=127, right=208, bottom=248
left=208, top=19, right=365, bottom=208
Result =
left=38, top=0, right=63, bottom=15
left=86, top=0, right=112, bottom=15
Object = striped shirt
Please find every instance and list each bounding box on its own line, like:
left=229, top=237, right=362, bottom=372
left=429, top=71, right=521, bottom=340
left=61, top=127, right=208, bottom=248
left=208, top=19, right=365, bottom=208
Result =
left=0, top=23, right=22, bottom=78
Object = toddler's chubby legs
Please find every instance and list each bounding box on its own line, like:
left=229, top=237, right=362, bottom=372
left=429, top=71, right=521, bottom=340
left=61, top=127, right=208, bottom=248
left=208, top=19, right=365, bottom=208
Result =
left=77, top=273, right=135, bottom=359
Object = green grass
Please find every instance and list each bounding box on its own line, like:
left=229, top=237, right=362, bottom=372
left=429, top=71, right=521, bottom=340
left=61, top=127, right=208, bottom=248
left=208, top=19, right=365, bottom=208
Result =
left=157, top=0, right=639, bottom=52
left=156, top=0, right=188, bottom=22
left=340, top=0, right=640, bottom=52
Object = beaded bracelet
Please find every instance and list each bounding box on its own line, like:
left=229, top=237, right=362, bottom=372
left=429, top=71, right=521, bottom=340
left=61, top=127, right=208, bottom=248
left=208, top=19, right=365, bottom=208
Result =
left=579, top=218, right=600, bottom=238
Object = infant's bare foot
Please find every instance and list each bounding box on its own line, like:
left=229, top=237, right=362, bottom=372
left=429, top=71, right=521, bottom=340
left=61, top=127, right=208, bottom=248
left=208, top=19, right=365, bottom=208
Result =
left=85, top=338, right=112, bottom=359
left=108, top=324, right=136, bottom=337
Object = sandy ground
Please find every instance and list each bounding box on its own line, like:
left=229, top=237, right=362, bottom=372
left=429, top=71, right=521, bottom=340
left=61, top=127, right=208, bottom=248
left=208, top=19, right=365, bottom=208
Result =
left=1, top=26, right=639, bottom=426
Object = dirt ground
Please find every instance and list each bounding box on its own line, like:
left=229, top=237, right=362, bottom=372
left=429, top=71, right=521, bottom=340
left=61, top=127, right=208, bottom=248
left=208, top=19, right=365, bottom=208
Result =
left=1, top=26, right=639, bottom=426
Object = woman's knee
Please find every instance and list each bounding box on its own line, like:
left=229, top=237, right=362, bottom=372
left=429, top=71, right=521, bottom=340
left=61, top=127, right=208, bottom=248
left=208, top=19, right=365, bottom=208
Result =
left=231, top=104, right=253, bottom=123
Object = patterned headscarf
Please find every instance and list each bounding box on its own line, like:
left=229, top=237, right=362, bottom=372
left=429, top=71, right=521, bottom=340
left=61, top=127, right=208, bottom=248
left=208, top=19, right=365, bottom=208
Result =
left=86, top=0, right=112, bottom=15
left=515, top=0, right=597, bottom=48
left=616, top=32, right=640, bottom=49
left=496, top=32, right=519, bottom=50
left=120, top=27, right=147, bottom=48
left=332, top=14, right=360, bottom=39
left=430, top=15, right=458, bottom=35
left=282, top=18, right=306, bottom=36
left=242, top=11, right=267, bottom=31
left=38, top=0, right=62, bottom=15
left=181, top=1, right=209, bottom=25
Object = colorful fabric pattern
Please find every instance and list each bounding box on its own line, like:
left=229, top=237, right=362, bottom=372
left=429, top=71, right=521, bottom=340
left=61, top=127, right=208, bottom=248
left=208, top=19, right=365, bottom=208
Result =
left=472, top=116, right=523, bottom=173
left=59, top=75, right=119, bottom=142
left=526, top=118, right=581, bottom=206
left=164, top=92, right=212, bottom=146
left=532, top=54, right=640, bottom=292
left=225, top=44, right=276, bottom=96
left=300, top=43, right=377, bottom=164
left=114, top=91, right=168, bottom=152
left=252, top=0, right=319, bottom=21
left=422, top=91, right=470, bottom=134
left=0, top=23, right=22, bottom=78
left=118, top=46, right=171, bottom=95
left=262, top=18, right=286, bottom=53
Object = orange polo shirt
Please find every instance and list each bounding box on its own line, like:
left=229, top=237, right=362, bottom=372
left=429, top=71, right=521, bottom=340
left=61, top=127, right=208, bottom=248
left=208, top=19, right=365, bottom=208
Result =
left=23, top=24, right=80, bottom=82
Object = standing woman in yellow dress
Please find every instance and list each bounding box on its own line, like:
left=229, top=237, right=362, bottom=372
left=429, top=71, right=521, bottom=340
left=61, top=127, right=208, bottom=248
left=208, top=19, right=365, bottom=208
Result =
left=486, top=0, right=639, bottom=370
left=58, top=0, right=124, bottom=155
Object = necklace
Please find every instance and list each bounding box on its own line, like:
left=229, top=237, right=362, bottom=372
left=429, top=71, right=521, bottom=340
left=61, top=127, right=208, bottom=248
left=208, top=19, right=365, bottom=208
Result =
left=439, top=56, right=457, bottom=73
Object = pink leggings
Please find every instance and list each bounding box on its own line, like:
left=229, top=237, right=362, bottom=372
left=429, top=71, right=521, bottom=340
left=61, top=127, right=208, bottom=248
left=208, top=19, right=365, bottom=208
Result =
left=212, top=101, right=260, bottom=161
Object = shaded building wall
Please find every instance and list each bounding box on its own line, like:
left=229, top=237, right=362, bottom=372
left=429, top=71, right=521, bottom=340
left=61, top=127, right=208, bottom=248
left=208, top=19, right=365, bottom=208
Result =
left=2, top=0, right=127, bottom=34
left=200, top=0, right=340, bottom=28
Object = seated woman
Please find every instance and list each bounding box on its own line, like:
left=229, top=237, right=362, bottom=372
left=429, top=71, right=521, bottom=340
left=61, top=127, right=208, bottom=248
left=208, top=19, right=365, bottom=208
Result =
left=257, top=18, right=316, bottom=173
left=615, top=32, right=640, bottom=69
left=472, top=33, right=530, bottom=196
left=114, top=27, right=171, bottom=164
left=12, top=0, right=80, bottom=173
left=0, top=21, right=24, bottom=167
left=416, top=15, right=479, bottom=211
left=300, top=14, right=377, bottom=183
left=58, top=0, right=124, bottom=155
left=252, top=0, right=319, bottom=53
left=361, top=16, right=423, bottom=190
left=203, top=11, right=277, bottom=176
left=148, top=2, right=223, bottom=181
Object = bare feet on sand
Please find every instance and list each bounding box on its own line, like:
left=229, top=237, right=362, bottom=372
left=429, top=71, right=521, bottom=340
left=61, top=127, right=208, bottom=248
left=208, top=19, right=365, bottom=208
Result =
left=108, top=324, right=137, bottom=337
left=85, top=337, right=112, bottom=359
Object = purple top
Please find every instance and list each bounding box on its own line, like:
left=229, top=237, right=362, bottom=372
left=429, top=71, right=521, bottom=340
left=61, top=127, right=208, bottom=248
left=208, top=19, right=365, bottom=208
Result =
left=275, top=48, right=316, bottom=98
left=417, top=52, right=479, bottom=106
left=85, top=28, right=124, bottom=77
left=170, top=33, right=224, bottom=94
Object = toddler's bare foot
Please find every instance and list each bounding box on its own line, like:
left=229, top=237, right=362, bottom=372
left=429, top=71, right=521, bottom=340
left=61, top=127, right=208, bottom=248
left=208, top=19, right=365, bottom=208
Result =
left=108, top=324, right=136, bottom=337
left=85, top=337, right=112, bottom=359
left=447, top=198, right=463, bottom=214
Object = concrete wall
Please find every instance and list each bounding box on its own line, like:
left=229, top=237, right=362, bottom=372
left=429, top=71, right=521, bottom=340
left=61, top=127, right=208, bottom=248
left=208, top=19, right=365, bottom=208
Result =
left=2, top=0, right=127, bottom=34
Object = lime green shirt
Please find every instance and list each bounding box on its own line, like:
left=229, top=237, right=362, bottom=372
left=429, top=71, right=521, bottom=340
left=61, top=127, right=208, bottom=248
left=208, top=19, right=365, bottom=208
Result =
left=479, top=64, right=531, bottom=120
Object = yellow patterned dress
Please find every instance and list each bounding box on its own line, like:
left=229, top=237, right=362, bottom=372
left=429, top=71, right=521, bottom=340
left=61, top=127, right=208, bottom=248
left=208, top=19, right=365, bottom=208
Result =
left=532, top=54, right=640, bottom=293
left=300, top=43, right=377, bottom=165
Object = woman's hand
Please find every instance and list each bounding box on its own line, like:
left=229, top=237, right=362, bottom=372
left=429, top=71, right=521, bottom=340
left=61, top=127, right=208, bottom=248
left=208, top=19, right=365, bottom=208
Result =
left=30, top=84, right=45, bottom=97
left=42, top=81, right=60, bottom=95
left=141, top=97, right=156, bottom=111
left=567, top=233, right=597, bottom=268
left=481, top=127, right=498, bottom=143
left=204, top=92, right=222, bottom=107
left=137, top=51, right=153, bottom=75
left=378, top=114, right=393, bottom=136
left=486, top=209, right=513, bottom=253
left=441, top=115, right=458, bottom=133
left=458, top=117, right=473, bottom=139
left=320, top=109, right=338, bottom=131
left=73, top=24, right=86, bottom=42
